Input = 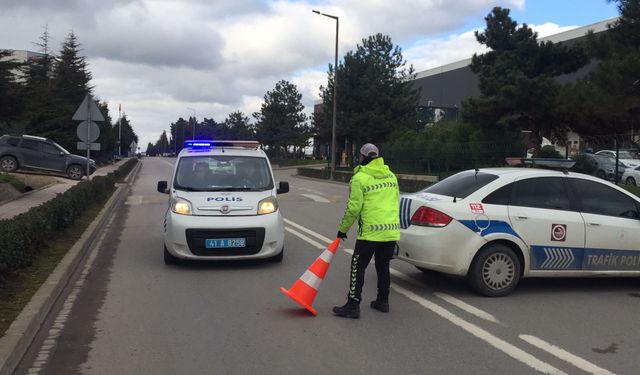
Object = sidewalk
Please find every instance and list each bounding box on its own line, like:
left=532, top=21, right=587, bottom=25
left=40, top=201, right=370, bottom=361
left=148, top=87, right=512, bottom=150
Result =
left=0, top=158, right=130, bottom=221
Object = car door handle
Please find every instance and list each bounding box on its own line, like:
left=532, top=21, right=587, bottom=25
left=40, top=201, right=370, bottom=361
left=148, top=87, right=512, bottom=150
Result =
left=587, top=222, right=601, bottom=227
left=515, top=216, right=529, bottom=220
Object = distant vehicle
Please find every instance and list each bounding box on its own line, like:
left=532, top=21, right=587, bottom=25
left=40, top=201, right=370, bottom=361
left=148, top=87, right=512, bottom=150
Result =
left=156, top=140, right=289, bottom=264
left=622, top=165, right=640, bottom=186
left=0, top=134, right=96, bottom=180
left=396, top=165, right=640, bottom=296
left=595, top=150, right=640, bottom=168
left=578, top=153, right=625, bottom=181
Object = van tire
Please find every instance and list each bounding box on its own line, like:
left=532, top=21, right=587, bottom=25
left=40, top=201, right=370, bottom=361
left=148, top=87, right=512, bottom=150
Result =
left=269, top=247, right=284, bottom=263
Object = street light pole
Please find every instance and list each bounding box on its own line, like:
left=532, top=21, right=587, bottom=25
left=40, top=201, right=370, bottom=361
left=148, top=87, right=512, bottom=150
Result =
left=313, top=9, right=338, bottom=179
left=187, top=107, right=196, bottom=140
left=118, top=104, right=122, bottom=157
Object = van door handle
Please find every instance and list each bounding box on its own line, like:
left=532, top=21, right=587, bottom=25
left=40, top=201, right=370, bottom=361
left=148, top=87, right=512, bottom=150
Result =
left=587, top=222, right=600, bottom=227
left=515, top=216, right=529, bottom=220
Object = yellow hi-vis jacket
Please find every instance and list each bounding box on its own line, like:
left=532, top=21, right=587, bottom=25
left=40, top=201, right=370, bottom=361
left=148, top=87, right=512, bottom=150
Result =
left=338, top=157, right=400, bottom=241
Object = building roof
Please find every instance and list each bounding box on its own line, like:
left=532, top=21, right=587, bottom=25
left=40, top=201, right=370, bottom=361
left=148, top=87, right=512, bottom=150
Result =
left=414, top=17, right=618, bottom=80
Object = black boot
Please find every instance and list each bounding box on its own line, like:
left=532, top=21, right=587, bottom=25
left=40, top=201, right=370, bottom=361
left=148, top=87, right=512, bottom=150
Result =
left=370, top=298, right=389, bottom=313
left=332, top=300, right=360, bottom=319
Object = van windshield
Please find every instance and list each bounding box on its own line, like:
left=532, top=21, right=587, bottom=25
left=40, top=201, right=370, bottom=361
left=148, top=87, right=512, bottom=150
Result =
left=173, top=155, right=273, bottom=192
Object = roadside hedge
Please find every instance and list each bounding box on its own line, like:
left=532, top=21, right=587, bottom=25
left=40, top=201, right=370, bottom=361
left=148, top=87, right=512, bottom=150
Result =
left=0, top=159, right=138, bottom=283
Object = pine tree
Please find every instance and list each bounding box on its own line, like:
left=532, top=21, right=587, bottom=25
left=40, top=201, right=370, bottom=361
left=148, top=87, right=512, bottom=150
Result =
left=0, top=50, right=24, bottom=134
left=462, top=7, right=588, bottom=154
left=254, top=80, right=309, bottom=158
left=315, top=33, right=419, bottom=165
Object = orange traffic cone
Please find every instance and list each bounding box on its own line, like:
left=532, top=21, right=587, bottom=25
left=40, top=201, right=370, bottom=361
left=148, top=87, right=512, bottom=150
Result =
left=280, top=238, right=342, bottom=315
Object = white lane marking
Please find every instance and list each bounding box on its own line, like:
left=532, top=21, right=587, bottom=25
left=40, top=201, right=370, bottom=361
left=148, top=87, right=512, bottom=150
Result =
left=28, top=213, right=117, bottom=373
left=285, top=219, right=572, bottom=375
left=300, top=193, right=330, bottom=203
left=433, top=292, right=500, bottom=324
left=284, top=218, right=334, bottom=243
left=388, top=268, right=503, bottom=324
left=299, top=188, right=325, bottom=195
left=284, top=227, right=326, bottom=249
left=520, top=335, right=616, bottom=375
left=392, top=284, right=567, bottom=375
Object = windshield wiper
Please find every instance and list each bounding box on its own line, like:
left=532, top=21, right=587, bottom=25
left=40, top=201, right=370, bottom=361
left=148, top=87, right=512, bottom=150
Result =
left=174, top=185, right=203, bottom=192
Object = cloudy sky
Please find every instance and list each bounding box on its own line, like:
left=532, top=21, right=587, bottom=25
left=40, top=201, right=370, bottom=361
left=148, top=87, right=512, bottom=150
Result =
left=1, top=0, right=619, bottom=148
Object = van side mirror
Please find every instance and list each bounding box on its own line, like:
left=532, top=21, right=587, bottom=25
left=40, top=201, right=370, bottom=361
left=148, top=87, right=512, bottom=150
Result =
left=277, top=181, right=289, bottom=194
left=157, top=181, right=168, bottom=194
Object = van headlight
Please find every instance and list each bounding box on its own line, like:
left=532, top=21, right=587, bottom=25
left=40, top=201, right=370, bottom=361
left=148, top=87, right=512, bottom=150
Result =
left=258, top=196, right=278, bottom=215
left=171, top=197, right=193, bottom=215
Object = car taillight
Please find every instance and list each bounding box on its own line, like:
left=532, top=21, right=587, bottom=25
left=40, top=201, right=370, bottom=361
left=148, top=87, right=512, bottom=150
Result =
left=410, top=206, right=452, bottom=227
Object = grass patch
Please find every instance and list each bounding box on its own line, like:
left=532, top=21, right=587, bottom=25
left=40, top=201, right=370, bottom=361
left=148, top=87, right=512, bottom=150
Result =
left=0, top=203, right=103, bottom=337
left=0, top=172, right=26, bottom=192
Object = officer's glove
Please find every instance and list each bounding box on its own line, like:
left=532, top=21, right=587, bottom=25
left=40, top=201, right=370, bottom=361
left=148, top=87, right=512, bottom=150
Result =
left=337, top=231, right=348, bottom=239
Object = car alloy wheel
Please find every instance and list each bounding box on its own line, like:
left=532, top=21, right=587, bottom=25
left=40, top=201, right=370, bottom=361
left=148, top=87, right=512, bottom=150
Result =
left=1, top=156, right=18, bottom=172
left=627, top=177, right=637, bottom=186
left=469, top=244, right=521, bottom=297
left=67, top=165, right=84, bottom=180
left=482, top=253, right=515, bottom=291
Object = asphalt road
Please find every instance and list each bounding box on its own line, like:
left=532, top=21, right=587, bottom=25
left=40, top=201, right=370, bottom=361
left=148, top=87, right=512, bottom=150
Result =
left=16, top=157, right=640, bottom=374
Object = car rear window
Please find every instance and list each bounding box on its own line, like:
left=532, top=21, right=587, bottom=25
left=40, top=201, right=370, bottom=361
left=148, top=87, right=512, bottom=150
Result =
left=421, top=170, right=499, bottom=199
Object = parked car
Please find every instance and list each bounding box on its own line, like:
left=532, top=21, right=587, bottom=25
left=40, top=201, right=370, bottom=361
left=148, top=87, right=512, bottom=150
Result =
left=577, top=153, right=625, bottom=181
left=622, top=165, right=640, bottom=186
left=595, top=149, right=640, bottom=168
left=396, top=167, right=640, bottom=296
left=0, top=134, right=96, bottom=180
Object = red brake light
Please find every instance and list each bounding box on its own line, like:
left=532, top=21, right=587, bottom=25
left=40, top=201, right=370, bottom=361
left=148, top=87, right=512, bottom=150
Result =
left=410, top=206, right=452, bottom=227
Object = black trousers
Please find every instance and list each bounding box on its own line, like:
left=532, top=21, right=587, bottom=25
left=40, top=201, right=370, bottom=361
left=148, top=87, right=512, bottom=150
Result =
left=347, top=240, right=396, bottom=303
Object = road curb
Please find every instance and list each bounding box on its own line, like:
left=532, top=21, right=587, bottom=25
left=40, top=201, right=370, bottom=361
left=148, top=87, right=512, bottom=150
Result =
left=0, top=161, right=139, bottom=375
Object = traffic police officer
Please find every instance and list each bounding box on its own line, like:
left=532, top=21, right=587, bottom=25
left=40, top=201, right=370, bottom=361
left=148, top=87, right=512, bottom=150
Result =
left=333, top=143, right=400, bottom=319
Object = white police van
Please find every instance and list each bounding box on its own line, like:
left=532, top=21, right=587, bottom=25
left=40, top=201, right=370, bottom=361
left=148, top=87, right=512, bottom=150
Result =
left=397, top=161, right=640, bottom=296
left=157, top=140, right=289, bottom=264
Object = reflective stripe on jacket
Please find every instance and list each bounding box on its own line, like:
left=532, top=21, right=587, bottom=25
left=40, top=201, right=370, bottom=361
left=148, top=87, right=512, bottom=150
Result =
left=338, top=157, right=400, bottom=241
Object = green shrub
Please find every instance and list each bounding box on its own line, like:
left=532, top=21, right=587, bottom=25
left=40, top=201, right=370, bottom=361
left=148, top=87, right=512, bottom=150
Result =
left=0, top=159, right=138, bottom=283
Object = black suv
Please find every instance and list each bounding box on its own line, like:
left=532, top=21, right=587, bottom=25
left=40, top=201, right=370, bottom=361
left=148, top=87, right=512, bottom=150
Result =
left=0, top=135, right=96, bottom=180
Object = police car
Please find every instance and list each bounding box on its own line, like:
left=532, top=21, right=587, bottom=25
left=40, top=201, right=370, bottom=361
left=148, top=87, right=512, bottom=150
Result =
left=397, top=162, right=640, bottom=296
left=157, top=140, right=289, bottom=264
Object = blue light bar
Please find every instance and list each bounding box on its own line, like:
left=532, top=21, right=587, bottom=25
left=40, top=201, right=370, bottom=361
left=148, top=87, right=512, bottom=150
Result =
left=183, top=140, right=260, bottom=150
left=184, top=140, right=213, bottom=149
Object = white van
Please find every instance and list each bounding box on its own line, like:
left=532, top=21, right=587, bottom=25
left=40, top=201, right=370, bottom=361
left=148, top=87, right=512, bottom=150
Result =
left=157, top=141, right=288, bottom=264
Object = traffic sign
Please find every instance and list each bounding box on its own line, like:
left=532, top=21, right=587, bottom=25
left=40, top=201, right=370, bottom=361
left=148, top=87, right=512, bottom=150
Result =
left=77, top=142, right=101, bottom=151
left=73, top=94, right=105, bottom=122
left=76, top=121, right=100, bottom=143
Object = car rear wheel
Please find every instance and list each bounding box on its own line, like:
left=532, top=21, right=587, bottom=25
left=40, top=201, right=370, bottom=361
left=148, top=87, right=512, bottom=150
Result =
left=67, top=164, right=84, bottom=180
left=626, top=176, right=637, bottom=186
left=0, top=156, right=18, bottom=172
left=268, top=247, right=284, bottom=263
left=164, top=246, right=181, bottom=265
left=468, top=244, right=521, bottom=297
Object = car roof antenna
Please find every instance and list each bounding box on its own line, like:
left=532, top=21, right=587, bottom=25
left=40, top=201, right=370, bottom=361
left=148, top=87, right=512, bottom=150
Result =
left=453, top=195, right=457, bottom=203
